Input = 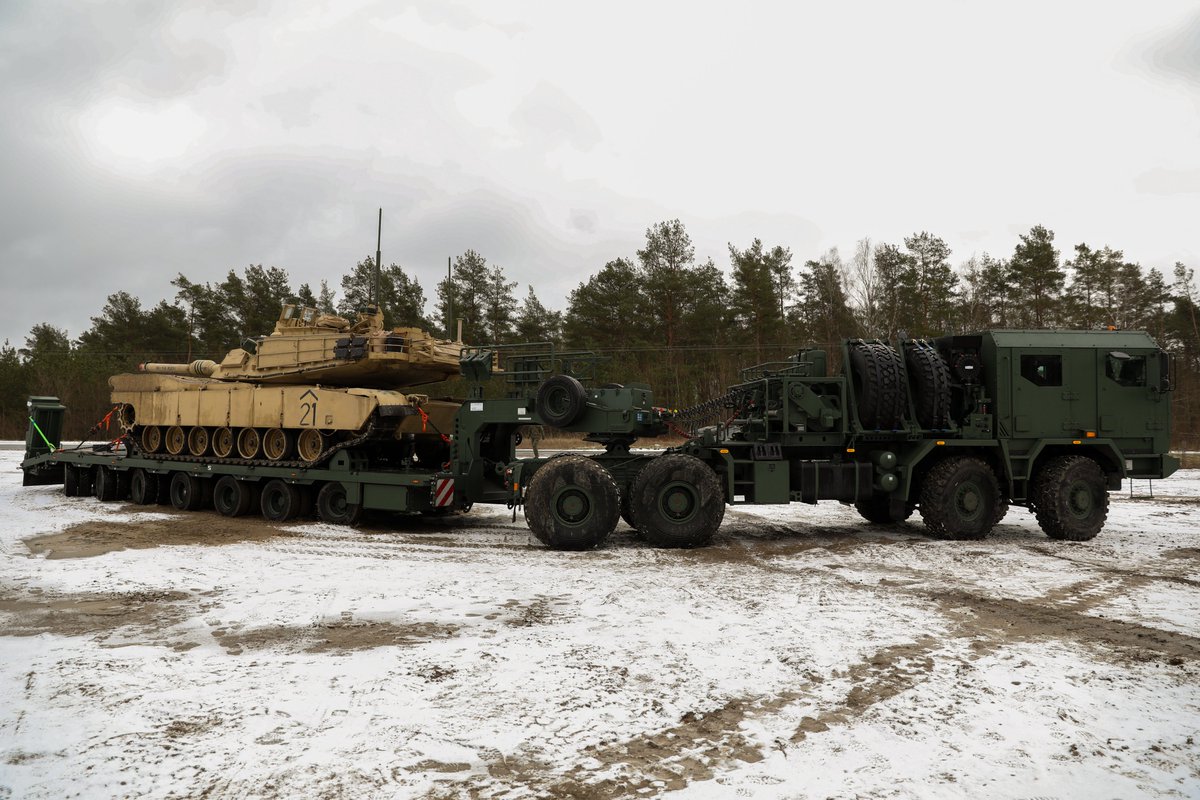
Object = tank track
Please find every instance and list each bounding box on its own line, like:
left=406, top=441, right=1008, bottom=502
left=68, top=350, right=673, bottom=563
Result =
left=129, top=419, right=379, bottom=470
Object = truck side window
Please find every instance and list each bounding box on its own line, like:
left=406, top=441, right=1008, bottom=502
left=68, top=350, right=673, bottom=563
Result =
left=1020, top=354, right=1062, bottom=386
left=1106, top=353, right=1146, bottom=387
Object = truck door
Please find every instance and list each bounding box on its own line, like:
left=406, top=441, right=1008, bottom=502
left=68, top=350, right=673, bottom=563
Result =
left=1010, top=351, right=1072, bottom=437
left=1097, top=349, right=1162, bottom=443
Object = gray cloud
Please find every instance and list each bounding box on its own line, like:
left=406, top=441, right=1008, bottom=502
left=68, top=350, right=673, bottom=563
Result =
left=1135, top=167, right=1200, bottom=195
left=511, top=82, right=602, bottom=150
left=1140, top=10, right=1200, bottom=86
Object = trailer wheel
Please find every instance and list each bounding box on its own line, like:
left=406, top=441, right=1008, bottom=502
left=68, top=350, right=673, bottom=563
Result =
left=130, top=469, right=160, bottom=505
left=918, top=456, right=1000, bottom=540
left=628, top=454, right=725, bottom=548
left=261, top=479, right=303, bottom=522
left=94, top=466, right=123, bottom=501
left=536, top=375, right=587, bottom=427
left=169, top=472, right=208, bottom=511
left=317, top=482, right=363, bottom=526
left=849, top=343, right=907, bottom=430
left=77, top=466, right=95, bottom=497
left=905, top=342, right=952, bottom=429
left=1031, top=455, right=1108, bottom=541
left=213, top=476, right=256, bottom=517
left=523, top=455, right=619, bottom=550
left=64, top=465, right=80, bottom=497
left=855, top=493, right=913, bottom=524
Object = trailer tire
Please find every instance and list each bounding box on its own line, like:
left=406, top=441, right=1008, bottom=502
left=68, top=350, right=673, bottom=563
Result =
left=628, top=454, right=725, bottom=548
left=1031, top=455, right=1107, bottom=541
left=64, top=465, right=80, bottom=497
left=213, top=476, right=255, bottom=517
left=855, top=493, right=913, bottom=524
left=94, top=465, right=124, bottom=501
left=906, top=342, right=952, bottom=429
left=261, top=479, right=303, bottom=522
left=523, top=455, right=618, bottom=550
left=130, top=469, right=159, bottom=505
left=536, top=375, right=587, bottom=428
left=850, top=343, right=906, bottom=430
left=317, top=482, right=363, bottom=526
left=918, top=456, right=1000, bottom=540
left=169, top=472, right=208, bottom=511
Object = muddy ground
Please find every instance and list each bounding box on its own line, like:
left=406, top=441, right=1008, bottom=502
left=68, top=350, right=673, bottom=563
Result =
left=1, top=459, right=1198, bottom=798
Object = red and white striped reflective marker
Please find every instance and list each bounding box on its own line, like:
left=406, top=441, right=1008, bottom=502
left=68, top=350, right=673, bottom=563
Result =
left=433, top=477, right=455, bottom=508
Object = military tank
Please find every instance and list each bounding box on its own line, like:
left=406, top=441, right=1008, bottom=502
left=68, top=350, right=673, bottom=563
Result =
left=110, top=302, right=464, bottom=467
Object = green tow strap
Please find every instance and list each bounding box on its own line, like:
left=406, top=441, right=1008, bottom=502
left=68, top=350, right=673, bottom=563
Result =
left=29, top=416, right=55, bottom=451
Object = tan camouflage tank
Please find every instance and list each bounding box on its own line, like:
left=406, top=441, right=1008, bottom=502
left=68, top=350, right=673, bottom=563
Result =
left=110, top=303, right=463, bottom=467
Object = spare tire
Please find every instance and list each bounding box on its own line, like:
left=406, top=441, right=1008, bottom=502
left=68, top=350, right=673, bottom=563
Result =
left=905, top=341, right=952, bottom=429
left=536, top=375, right=587, bottom=427
left=849, top=342, right=906, bottom=430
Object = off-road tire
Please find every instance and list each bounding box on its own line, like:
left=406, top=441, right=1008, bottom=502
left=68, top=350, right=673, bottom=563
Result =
left=213, top=475, right=256, bottom=517
left=260, top=479, right=303, bottom=522
left=169, top=472, right=208, bottom=511
left=619, top=488, right=639, bottom=531
left=523, top=455, right=619, bottom=550
left=130, top=469, right=160, bottom=505
left=918, top=456, right=1000, bottom=540
left=628, top=453, right=725, bottom=548
left=317, top=482, right=363, bottom=526
left=536, top=375, right=587, bottom=428
left=849, top=342, right=907, bottom=430
left=906, top=341, right=952, bottom=429
left=1031, top=455, right=1108, bottom=541
left=855, top=493, right=914, bottom=524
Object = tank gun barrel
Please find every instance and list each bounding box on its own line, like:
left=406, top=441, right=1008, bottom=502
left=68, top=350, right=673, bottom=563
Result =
left=138, top=360, right=218, bottom=377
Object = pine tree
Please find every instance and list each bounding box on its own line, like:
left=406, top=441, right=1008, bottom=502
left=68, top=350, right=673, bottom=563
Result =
left=514, top=287, right=563, bottom=343
left=728, top=239, right=792, bottom=360
left=1009, top=225, right=1063, bottom=328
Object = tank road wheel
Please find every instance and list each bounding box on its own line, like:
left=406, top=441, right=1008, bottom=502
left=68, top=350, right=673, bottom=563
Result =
left=855, top=493, right=914, bottom=524
left=261, top=479, right=303, bottom=522
left=849, top=343, right=907, bottom=430
left=317, top=482, right=363, bottom=526
left=536, top=375, right=587, bottom=428
left=262, top=429, right=294, bottom=462
left=1032, top=455, right=1108, bottom=542
left=64, top=465, right=81, bottom=497
left=213, top=476, right=256, bottom=517
left=628, top=454, right=726, bottom=548
left=237, top=428, right=261, bottom=459
left=523, top=455, right=619, bottom=550
left=297, top=429, right=324, bottom=463
left=165, top=426, right=186, bottom=456
left=140, top=426, right=162, bottom=454
left=169, top=472, right=209, bottom=511
left=211, top=427, right=235, bottom=459
left=919, top=456, right=1000, bottom=540
left=129, top=469, right=160, bottom=505
left=905, top=342, right=952, bottom=429
left=187, top=426, right=210, bottom=456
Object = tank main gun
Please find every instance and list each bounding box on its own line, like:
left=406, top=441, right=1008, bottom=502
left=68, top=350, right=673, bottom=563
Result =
left=138, top=360, right=218, bottom=377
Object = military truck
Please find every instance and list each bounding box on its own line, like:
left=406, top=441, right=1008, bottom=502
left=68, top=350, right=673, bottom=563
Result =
left=22, top=329, right=1177, bottom=549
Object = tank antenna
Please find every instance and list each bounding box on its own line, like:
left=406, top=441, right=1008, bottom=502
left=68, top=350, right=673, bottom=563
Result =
left=372, top=207, right=383, bottom=308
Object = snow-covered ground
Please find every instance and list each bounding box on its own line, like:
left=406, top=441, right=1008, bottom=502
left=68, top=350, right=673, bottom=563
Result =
left=1, top=451, right=1198, bottom=799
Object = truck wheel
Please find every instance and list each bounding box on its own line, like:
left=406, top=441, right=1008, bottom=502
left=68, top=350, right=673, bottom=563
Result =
left=1031, top=455, right=1108, bottom=541
left=523, top=455, right=618, bottom=550
left=169, top=472, right=208, bottom=511
left=854, top=493, right=913, bottom=524
left=213, top=476, right=255, bottom=517
left=261, top=479, right=302, bottom=522
left=130, top=469, right=160, bottom=505
left=850, top=343, right=906, bottom=430
left=64, top=465, right=80, bottom=497
left=906, top=342, right=952, bottom=429
left=536, top=375, right=587, bottom=427
left=620, top=488, right=639, bottom=531
left=628, top=454, right=725, bottom=548
left=317, top=482, right=363, bottom=525
left=918, top=456, right=1000, bottom=540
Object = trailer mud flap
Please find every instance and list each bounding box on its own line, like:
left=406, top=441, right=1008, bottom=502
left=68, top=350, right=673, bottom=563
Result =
left=797, top=461, right=872, bottom=504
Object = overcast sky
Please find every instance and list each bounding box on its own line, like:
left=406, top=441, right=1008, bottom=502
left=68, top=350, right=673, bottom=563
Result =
left=2, top=1, right=1198, bottom=346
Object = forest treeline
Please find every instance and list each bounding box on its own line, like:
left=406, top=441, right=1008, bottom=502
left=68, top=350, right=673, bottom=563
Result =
left=3, top=220, right=1198, bottom=449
